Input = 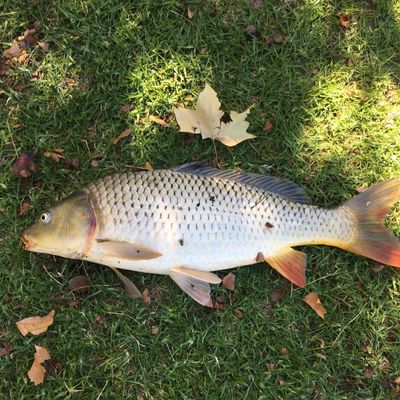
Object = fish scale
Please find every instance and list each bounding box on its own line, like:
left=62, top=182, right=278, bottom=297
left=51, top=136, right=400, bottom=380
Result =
left=85, top=169, right=353, bottom=274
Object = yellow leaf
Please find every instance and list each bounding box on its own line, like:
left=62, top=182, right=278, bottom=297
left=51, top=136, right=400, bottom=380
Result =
left=173, top=84, right=255, bottom=147
left=28, top=345, right=51, bottom=385
left=16, top=310, right=56, bottom=336
left=218, top=108, right=256, bottom=147
left=303, top=292, right=326, bottom=319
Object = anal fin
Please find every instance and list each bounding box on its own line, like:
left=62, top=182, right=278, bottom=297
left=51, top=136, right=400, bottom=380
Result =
left=265, top=247, right=306, bottom=287
left=97, top=240, right=162, bottom=260
left=170, top=268, right=215, bottom=307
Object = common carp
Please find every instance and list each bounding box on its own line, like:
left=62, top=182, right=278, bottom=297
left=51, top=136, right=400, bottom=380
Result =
left=21, top=162, right=400, bottom=306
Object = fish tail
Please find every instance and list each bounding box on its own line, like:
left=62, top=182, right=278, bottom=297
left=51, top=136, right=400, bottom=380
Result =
left=341, top=178, right=400, bottom=267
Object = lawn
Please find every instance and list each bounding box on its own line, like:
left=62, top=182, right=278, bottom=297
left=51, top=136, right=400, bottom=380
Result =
left=1, top=0, right=400, bottom=398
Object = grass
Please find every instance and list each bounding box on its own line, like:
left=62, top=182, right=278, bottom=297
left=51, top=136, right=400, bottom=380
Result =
left=1, top=0, right=400, bottom=398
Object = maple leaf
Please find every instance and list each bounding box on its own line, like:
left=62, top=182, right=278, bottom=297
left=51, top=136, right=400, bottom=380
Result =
left=173, top=84, right=256, bottom=147
left=303, top=292, right=326, bottom=319
left=16, top=310, right=56, bottom=336
left=28, top=345, right=51, bottom=385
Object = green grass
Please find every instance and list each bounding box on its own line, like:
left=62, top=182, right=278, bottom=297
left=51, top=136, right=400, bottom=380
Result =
left=1, top=0, right=400, bottom=398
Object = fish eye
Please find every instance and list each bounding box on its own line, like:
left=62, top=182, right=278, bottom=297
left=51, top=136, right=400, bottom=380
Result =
left=40, top=212, right=52, bottom=224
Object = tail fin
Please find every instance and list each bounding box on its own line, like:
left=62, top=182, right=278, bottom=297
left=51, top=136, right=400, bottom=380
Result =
left=343, top=178, right=400, bottom=267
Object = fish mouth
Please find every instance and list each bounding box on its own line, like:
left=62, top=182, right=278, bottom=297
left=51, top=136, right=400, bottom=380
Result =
left=21, top=234, right=35, bottom=250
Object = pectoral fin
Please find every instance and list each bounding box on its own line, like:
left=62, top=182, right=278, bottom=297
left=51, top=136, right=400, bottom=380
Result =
left=171, top=266, right=221, bottom=284
left=110, top=267, right=142, bottom=299
left=266, top=247, right=306, bottom=288
left=170, top=268, right=215, bottom=307
left=97, top=240, right=162, bottom=260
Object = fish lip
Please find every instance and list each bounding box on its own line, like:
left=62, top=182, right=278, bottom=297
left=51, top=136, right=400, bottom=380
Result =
left=21, top=234, right=35, bottom=250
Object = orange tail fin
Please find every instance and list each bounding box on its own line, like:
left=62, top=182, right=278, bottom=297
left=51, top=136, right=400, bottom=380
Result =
left=343, top=178, right=400, bottom=267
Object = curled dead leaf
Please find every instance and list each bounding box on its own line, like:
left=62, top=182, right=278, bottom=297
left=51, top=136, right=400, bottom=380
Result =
left=37, top=41, right=49, bottom=52
left=263, top=120, right=273, bottom=132
left=234, top=308, right=243, bottom=319
left=270, top=288, right=286, bottom=304
left=28, top=345, right=51, bottom=385
left=43, top=152, right=65, bottom=162
left=3, top=41, right=22, bottom=58
left=16, top=310, right=56, bottom=336
left=112, top=128, right=132, bottom=145
left=303, top=292, right=326, bottom=319
left=13, top=153, right=36, bottom=178
left=187, top=8, right=194, bottom=19
left=142, top=288, right=151, bottom=305
left=0, top=341, right=12, bottom=357
left=18, top=198, right=31, bottom=217
left=222, top=272, right=235, bottom=291
left=339, top=14, right=350, bottom=29
left=18, top=29, right=37, bottom=49
left=149, top=115, right=170, bottom=128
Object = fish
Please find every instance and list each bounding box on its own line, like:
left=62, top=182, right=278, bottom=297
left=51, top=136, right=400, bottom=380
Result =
left=21, top=162, right=400, bottom=307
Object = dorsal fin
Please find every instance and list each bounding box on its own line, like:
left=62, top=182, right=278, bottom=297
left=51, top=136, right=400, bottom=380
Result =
left=172, top=162, right=310, bottom=204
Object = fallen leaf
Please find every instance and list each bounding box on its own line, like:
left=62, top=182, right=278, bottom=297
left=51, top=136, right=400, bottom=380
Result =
left=12, top=153, right=36, bottom=178
left=273, top=31, right=284, bottom=43
left=112, top=128, right=132, bottom=145
left=142, top=288, right=151, bottom=305
left=53, top=148, right=64, bottom=153
left=0, top=341, right=12, bottom=357
left=144, top=162, right=154, bottom=171
left=43, top=152, right=65, bottom=162
left=149, top=115, right=170, bottom=128
left=151, top=326, right=159, bottom=335
left=280, top=347, right=289, bottom=356
left=90, top=159, right=99, bottom=167
left=394, top=376, right=400, bottom=385
left=37, top=41, right=49, bottom=52
left=303, top=292, right=326, bottom=319
left=18, top=29, right=37, bottom=49
left=339, top=14, right=350, bottom=29
left=270, top=288, right=286, bottom=304
left=68, top=276, right=91, bottom=294
left=263, top=120, right=273, bottom=132
left=18, top=198, right=30, bottom=217
left=267, top=363, right=275, bottom=371
left=17, top=50, right=29, bottom=64
left=364, top=366, right=373, bottom=378
left=120, top=104, right=133, bottom=113
left=173, top=84, right=256, bottom=147
left=278, top=378, right=285, bottom=385
left=3, top=41, right=22, bottom=58
left=222, top=272, right=235, bottom=291
left=16, top=310, right=56, bottom=336
left=250, top=0, right=262, bottom=8
left=95, top=315, right=107, bottom=328
left=316, top=353, right=327, bottom=360
left=68, top=300, right=80, bottom=307
left=187, top=8, right=194, bottom=19
left=28, top=345, right=51, bottom=385
left=64, top=158, right=80, bottom=170
left=234, top=308, right=243, bottom=319
left=245, top=25, right=260, bottom=39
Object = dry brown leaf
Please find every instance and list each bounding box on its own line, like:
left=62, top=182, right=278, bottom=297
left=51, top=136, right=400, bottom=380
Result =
left=245, top=25, right=259, bottom=39
left=364, top=366, right=373, bottom=378
left=151, top=326, right=159, bottom=335
left=120, top=104, right=133, bottom=113
left=53, top=148, right=65, bottom=153
left=270, top=288, right=286, bottom=304
left=17, top=50, right=29, bottom=64
left=0, top=341, right=12, bottom=357
left=112, top=128, right=132, bottom=145
left=16, top=310, right=56, bottom=336
left=339, top=14, right=350, bottom=29
left=3, top=41, right=22, bottom=58
left=394, top=376, right=400, bottom=385
left=68, top=276, right=91, bottom=294
left=37, top=41, right=49, bottom=52
left=267, top=363, right=275, bottom=372
left=13, top=153, right=36, bottom=178
left=142, top=288, right=151, bottom=305
left=263, top=120, right=273, bottom=132
left=144, top=162, right=154, bottom=171
left=43, top=152, right=65, bottom=162
left=303, top=292, right=326, bottom=319
left=234, top=308, right=243, bottom=319
left=111, top=267, right=141, bottom=299
left=18, top=198, right=30, bottom=217
left=173, top=84, right=255, bottom=147
left=187, top=8, right=194, bottom=19
left=64, top=158, right=80, bottom=170
left=28, top=345, right=51, bottom=385
left=18, top=29, right=37, bottom=49
left=222, top=272, right=235, bottom=291
left=280, top=347, right=289, bottom=356
left=149, top=115, right=170, bottom=128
